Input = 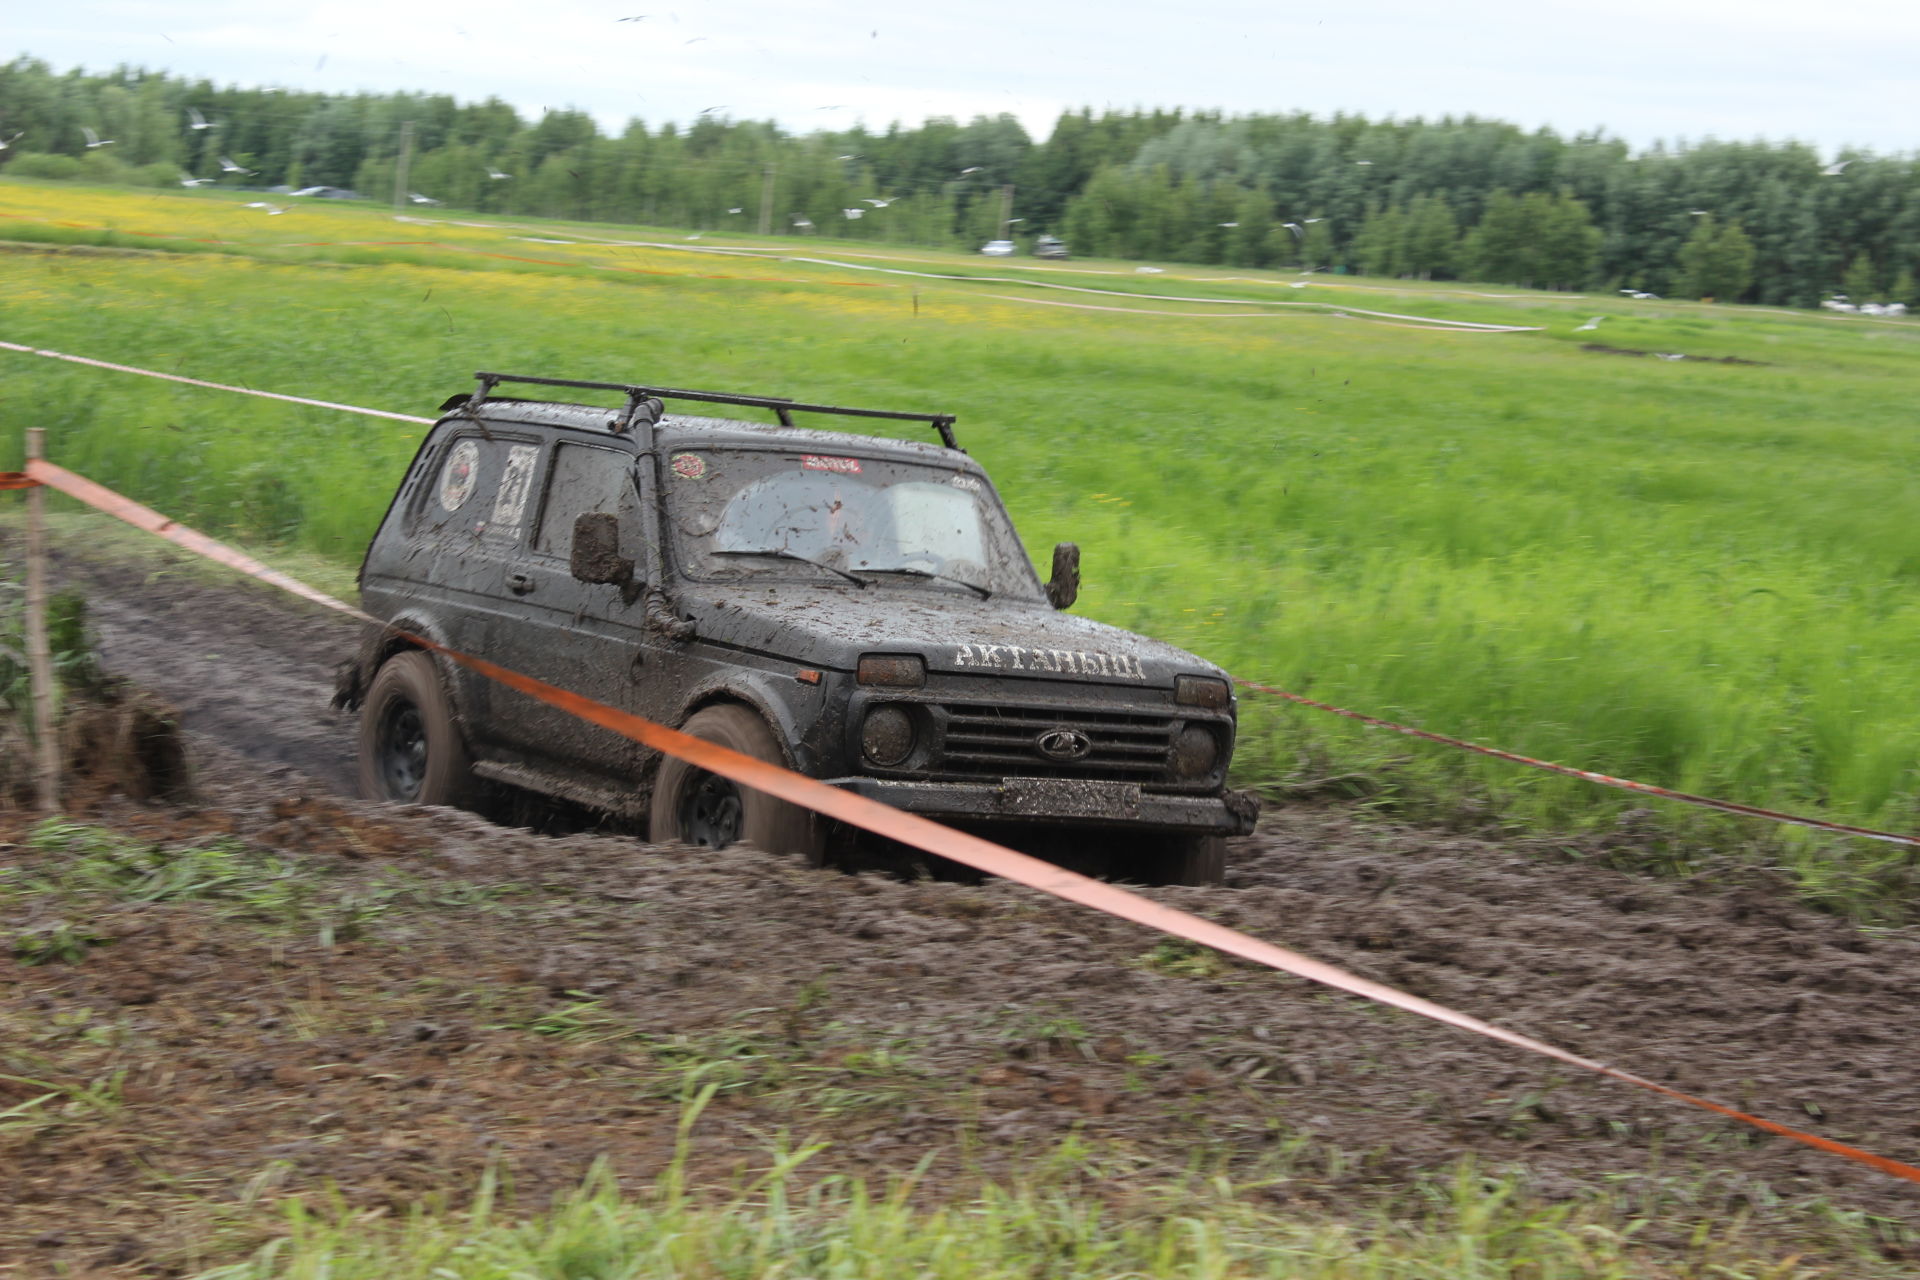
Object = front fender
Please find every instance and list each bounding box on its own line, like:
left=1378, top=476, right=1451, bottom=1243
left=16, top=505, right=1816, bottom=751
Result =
left=671, top=670, right=825, bottom=775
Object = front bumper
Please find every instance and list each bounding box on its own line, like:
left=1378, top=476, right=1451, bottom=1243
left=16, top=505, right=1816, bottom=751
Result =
left=825, top=776, right=1259, bottom=835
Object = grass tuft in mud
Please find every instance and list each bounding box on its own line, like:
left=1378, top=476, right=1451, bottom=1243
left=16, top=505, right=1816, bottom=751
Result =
left=187, top=1095, right=1904, bottom=1280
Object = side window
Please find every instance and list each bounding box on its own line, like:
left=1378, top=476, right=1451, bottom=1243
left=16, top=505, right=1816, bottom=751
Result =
left=533, top=443, right=641, bottom=560
left=416, top=434, right=498, bottom=541
left=412, top=432, right=543, bottom=547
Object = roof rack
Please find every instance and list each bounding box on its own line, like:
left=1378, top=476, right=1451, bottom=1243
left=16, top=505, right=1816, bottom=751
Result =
left=465, top=372, right=961, bottom=451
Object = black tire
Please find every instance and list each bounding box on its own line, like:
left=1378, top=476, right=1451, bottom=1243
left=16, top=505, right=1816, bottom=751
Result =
left=649, top=704, right=826, bottom=865
left=1141, top=834, right=1228, bottom=887
left=357, top=651, right=476, bottom=807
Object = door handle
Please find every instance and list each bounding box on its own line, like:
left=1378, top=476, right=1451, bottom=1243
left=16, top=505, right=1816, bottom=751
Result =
left=507, top=572, right=535, bottom=595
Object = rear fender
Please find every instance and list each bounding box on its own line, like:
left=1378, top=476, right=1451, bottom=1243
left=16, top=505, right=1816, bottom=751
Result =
left=333, top=614, right=462, bottom=722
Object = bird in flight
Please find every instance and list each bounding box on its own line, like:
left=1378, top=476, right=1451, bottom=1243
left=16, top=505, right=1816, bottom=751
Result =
left=82, top=126, right=115, bottom=148
left=1219, top=222, right=1238, bottom=228
left=1354, top=159, right=1372, bottom=166
left=616, top=14, right=648, bottom=20
left=698, top=105, right=729, bottom=115
left=186, top=107, right=216, bottom=130
left=179, top=175, right=215, bottom=187
left=1280, top=222, right=1303, bottom=238
left=487, top=167, right=511, bottom=180
left=409, top=192, right=441, bottom=204
left=842, top=208, right=864, bottom=219
left=0, top=132, right=22, bottom=150
left=726, top=206, right=743, bottom=214
left=218, top=155, right=255, bottom=174
left=959, top=166, right=983, bottom=174
left=1574, top=316, right=1603, bottom=332
left=1821, top=159, right=1851, bottom=176
left=243, top=202, right=287, bottom=215
left=861, top=197, right=893, bottom=208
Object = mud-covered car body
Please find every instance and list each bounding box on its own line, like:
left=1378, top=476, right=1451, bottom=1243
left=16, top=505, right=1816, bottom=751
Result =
left=337, top=374, right=1255, bottom=853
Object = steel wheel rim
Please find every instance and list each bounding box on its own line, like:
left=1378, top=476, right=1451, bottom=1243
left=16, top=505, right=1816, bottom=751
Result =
left=377, top=701, right=428, bottom=801
left=680, top=770, right=743, bottom=847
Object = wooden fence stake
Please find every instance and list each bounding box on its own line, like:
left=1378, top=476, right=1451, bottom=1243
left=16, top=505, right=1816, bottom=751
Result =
left=24, top=427, right=59, bottom=813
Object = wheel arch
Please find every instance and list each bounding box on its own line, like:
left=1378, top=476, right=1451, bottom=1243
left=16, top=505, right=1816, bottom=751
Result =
left=334, top=614, right=464, bottom=721
left=671, top=675, right=807, bottom=774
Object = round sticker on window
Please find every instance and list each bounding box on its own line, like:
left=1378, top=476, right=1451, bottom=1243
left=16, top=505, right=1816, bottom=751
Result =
left=438, top=440, right=480, bottom=512
left=671, top=452, right=706, bottom=480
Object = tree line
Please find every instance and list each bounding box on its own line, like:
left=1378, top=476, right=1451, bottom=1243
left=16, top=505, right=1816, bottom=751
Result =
left=2, top=56, right=1915, bottom=307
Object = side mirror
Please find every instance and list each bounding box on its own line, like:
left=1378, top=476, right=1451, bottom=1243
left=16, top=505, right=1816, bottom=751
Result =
left=570, top=512, right=636, bottom=590
left=1045, top=542, right=1080, bottom=611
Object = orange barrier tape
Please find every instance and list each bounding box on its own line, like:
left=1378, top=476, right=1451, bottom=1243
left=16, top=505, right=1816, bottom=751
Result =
left=0, top=472, right=39, bottom=490
left=21, top=455, right=1920, bottom=1190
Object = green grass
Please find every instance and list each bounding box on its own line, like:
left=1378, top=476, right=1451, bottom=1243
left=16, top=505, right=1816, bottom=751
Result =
left=8, top=180, right=1920, bottom=909
left=181, top=1105, right=1898, bottom=1280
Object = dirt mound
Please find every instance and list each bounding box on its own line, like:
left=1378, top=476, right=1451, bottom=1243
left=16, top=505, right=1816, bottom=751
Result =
left=1, top=684, right=190, bottom=810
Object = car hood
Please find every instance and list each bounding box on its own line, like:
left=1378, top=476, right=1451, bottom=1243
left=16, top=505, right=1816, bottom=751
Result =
left=685, top=584, right=1223, bottom=687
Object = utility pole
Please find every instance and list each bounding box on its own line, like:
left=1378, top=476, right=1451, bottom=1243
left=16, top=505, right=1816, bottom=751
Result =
left=999, top=183, right=1016, bottom=239
left=392, top=120, right=415, bottom=213
left=758, top=163, right=776, bottom=237
left=24, top=427, right=59, bottom=814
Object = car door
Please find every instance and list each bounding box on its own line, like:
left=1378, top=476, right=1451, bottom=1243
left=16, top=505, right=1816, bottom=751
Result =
left=378, top=424, right=545, bottom=756
left=486, top=436, right=656, bottom=785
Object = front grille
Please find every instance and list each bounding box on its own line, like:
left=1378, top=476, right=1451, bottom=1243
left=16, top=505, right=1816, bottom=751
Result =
left=934, top=702, right=1176, bottom=782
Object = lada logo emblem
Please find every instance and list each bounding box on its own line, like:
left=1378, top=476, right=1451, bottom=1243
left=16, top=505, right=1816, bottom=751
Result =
left=1035, top=728, right=1092, bottom=762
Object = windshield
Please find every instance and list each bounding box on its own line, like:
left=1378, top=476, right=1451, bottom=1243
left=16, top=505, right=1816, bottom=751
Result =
left=664, top=447, right=1045, bottom=599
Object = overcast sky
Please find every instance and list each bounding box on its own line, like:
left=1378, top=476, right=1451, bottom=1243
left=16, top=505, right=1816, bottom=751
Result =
left=13, top=0, right=1918, bottom=157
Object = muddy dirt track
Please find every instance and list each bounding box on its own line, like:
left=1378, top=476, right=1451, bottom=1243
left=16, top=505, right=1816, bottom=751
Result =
left=5, top=540, right=1920, bottom=1272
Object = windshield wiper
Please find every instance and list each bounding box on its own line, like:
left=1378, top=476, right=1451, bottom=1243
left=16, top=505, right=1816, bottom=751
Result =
left=862, top=566, right=993, bottom=599
left=712, top=547, right=872, bottom=587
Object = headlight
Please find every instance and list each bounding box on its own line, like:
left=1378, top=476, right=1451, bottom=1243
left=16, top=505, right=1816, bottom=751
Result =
left=1174, top=675, right=1231, bottom=708
left=858, top=653, right=926, bottom=688
left=1169, top=724, right=1222, bottom=780
left=861, top=704, right=916, bottom=767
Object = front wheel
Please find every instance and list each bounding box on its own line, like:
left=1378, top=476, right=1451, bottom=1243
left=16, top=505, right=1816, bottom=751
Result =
left=649, top=704, right=827, bottom=866
left=357, top=651, right=476, bottom=807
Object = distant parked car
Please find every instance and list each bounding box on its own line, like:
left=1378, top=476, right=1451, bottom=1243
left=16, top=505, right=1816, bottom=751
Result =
left=979, top=240, right=1016, bottom=256
left=1033, top=235, right=1069, bottom=260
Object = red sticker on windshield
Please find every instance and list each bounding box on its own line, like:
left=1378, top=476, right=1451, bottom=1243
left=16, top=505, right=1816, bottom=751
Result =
left=802, top=455, right=862, bottom=474
left=671, top=452, right=706, bottom=479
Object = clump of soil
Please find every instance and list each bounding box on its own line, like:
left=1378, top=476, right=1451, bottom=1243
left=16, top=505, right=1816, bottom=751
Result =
left=2, top=684, right=192, bottom=809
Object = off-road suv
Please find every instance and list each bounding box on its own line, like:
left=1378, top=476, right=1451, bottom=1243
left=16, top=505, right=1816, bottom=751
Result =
left=335, top=373, right=1256, bottom=884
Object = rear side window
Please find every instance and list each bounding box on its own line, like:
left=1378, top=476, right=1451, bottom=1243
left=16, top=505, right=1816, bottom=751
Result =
left=413, top=431, right=541, bottom=546
left=533, top=442, right=642, bottom=559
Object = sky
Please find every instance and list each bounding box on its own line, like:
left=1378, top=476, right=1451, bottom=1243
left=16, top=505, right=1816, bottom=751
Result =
left=13, top=0, right=1920, bottom=157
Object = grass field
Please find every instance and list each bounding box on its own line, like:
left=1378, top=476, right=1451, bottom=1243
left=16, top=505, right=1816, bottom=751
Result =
left=7, top=179, right=1920, bottom=910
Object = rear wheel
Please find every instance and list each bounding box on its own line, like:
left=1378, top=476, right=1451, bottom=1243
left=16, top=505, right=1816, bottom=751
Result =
left=649, top=704, right=826, bottom=865
left=358, top=651, right=475, bottom=807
